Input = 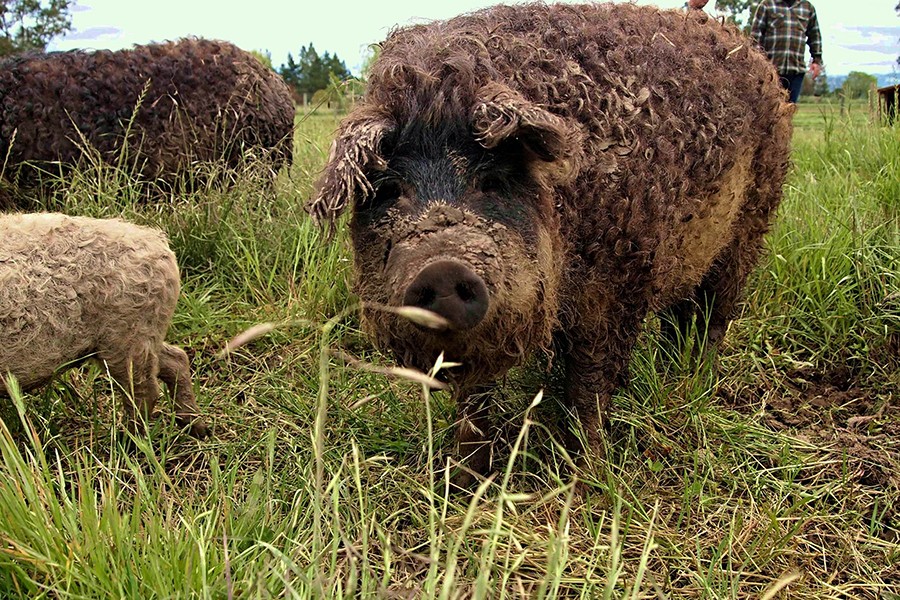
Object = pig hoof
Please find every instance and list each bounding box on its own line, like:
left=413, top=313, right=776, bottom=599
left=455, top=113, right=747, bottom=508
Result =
left=187, top=419, right=212, bottom=439
left=448, top=465, right=493, bottom=494
left=448, top=471, right=477, bottom=493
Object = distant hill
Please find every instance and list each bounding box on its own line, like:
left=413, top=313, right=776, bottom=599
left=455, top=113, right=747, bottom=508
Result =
left=828, top=73, right=899, bottom=92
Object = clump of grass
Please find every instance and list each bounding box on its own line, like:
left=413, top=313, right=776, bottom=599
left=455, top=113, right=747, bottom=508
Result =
left=741, top=103, right=900, bottom=379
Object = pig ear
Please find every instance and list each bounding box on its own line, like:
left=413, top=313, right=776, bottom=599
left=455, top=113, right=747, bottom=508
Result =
left=472, top=84, right=582, bottom=183
left=306, top=109, right=396, bottom=231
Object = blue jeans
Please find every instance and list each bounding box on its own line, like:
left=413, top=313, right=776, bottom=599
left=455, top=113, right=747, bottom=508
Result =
left=779, top=72, right=805, bottom=103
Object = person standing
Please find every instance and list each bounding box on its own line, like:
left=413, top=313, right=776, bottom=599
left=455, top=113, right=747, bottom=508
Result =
left=750, top=0, right=823, bottom=103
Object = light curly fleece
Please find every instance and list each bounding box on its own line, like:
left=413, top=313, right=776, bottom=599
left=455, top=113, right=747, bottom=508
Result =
left=0, top=213, right=208, bottom=437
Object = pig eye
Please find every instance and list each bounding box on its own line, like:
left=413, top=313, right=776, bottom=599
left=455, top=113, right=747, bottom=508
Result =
left=372, top=179, right=403, bottom=205
left=478, top=175, right=507, bottom=194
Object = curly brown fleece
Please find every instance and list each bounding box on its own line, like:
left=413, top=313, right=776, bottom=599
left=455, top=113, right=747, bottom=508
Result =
left=310, top=3, right=793, bottom=485
left=0, top=213, right=209, bottom=437
left=0, top=38, right=295, bottom=208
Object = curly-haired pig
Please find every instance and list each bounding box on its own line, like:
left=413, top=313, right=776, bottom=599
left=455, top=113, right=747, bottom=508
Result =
left=0, top=37, right=295, bottom=208
left=308, top=3, right=793, bottom=487
left=0, top=213, right=209, bottom=438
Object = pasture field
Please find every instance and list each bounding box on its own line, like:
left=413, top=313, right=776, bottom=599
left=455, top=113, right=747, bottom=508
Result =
left=0, top=98, right=897, bottom=598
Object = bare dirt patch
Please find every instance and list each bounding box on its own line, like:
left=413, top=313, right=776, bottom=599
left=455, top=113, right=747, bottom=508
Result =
left=725, top=364, right=899, bottom=498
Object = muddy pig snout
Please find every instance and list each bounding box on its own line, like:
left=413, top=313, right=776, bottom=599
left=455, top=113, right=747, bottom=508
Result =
left=402, top=260, right=489, bottom=331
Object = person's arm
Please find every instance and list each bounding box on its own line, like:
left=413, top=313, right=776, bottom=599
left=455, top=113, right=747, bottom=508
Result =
left=749, top=2, right=768, bottom=49
left=807, top=5, right=823, bottom=77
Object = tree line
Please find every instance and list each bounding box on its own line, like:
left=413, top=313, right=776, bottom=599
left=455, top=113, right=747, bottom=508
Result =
left=277, top=44, right=354, bottom=105
left=2, top=0, right=895, bottom=105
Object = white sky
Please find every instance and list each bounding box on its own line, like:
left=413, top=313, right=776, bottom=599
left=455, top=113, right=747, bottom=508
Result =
left=48, top=0, right=900, bottom=77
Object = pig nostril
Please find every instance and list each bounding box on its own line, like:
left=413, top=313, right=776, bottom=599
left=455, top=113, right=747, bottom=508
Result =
left=456, top=282, right=476, bottom=303
left=414, top=288, right=436, bottom=308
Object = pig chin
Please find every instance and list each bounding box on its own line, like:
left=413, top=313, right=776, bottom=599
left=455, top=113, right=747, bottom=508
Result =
left=367, top=300, right=543, bottom=385
left=362, top=235, right=553, bottom=384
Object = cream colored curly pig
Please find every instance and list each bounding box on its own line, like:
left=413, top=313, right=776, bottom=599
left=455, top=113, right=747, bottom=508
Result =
left=0, top=213, right=209, bottom=438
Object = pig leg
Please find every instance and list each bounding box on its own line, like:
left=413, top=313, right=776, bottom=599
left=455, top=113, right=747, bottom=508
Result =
left=699, top=241, right=759, bottom=350
left=451, top=386, right=493, bottom=490
left=659, top=297, right=696, bottom=356
left=690, top=216, right=771, bottom=359
left=562, top=350, right=614, bottom=462
left=103, top=348, right=160, bottom=436
left=158, top=343, right=210, bottom=439
left=562, top=317, right=643, bottom=465
left=659, top=291, right=717, bottom=364
left=661, top=270, right=740, bottom=363
left=695, top=152, right=784, bottom=353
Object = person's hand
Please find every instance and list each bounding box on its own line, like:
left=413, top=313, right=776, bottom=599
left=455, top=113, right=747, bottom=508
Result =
left=688, top=0, right=709, bottom=8
left=809, top=62, right=822, bottom=79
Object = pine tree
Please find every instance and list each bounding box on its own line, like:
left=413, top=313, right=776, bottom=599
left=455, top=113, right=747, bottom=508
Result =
left=278, top=44, right=352, bottom=100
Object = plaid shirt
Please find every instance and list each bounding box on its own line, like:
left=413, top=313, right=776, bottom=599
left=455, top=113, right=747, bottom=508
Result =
left=750, top=0, right=823, bottom=75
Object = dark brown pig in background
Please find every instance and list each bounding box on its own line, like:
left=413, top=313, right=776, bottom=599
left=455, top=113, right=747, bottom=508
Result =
left=308, top=3, right=793, bottom=488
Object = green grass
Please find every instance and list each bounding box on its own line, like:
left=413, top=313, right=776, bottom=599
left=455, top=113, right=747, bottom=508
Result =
left=0, top=100, right=898, bottom=598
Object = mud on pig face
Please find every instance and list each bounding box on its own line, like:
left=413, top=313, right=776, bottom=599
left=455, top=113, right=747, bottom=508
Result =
left=309, top=85, right=583, bottom=383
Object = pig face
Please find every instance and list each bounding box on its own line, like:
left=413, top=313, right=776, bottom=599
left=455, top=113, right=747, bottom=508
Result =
left=312, top=85, right=583, bottom=387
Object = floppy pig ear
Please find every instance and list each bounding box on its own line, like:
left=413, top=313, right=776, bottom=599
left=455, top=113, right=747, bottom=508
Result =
left=306, top=110, right=395, bottom=230
left=472, top=83, right=582, bottom=183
